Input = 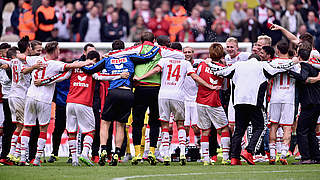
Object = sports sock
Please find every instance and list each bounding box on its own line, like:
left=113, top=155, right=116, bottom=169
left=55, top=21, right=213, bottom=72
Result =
left=157, top=131, right=162, bottom=149
left=125, top=127, right=131, bottom=154
left=281, top=143, right=289, bottom=159
left=14, top=137, right=21, bottom=158
left=0, top=132, right=2, bottom=154
left=134, top=145, right=141, bottom=157
left=82, top=133, right=94, bottom=157
left=140, top=126, right=146, bottom=155
left=178, top=127, right=186, bottom=156
left=20, top=130, right=31, bottom=162
left=100, top=145, right=108, bottom=151
left=35, top=132, right=47, bottom=159
left=68, top=135, right=77, bottom=163
left=149, top=147, right=155, bottom=155
left=276, top=128, right=283, bottom=153
left=9, top=130, right=20, bottom=155
left=161, top=128, right=170, bottom=157
left=316, top=132, right=320, bottom=149
left=241, top=138, right=246, bottom=149
left=144, top=125, right=150, bottom=153
left=115, top=147, right=121, bottom=155
left=269, top=143, right=276, bottom=159
left=201, top=135, right=209, bottom=162
left=221, top=131, right=230, bottom=160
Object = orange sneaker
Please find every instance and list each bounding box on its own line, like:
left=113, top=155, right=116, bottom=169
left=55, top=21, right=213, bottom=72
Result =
left=231, top=158, right=241, bottom=165
left=280, top=158, right=288, bottom=165
left=240, top=150, right=255, bottom=165
left=91, top=156, right=99, bottom=163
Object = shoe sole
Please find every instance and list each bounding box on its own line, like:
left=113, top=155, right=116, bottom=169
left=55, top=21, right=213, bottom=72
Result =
left=180, top=159, right=186, bottom=166
left=98, top=154, right=107, bottom=166
left=164, top=161, right=170, bottom=166
left=148, top=156, right=157, bottom=166
left=280, top=160, right=288, bottom=165
left=240, top=154, right=255, bottom=165
left=79, top=157, right=94, bottom=166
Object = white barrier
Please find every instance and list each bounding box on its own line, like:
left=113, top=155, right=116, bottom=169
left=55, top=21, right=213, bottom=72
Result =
left=6, top=42, right=253, bottom=52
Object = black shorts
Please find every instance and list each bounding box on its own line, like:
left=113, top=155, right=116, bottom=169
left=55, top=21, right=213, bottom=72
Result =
left=101, top=88, right=134, bottom=123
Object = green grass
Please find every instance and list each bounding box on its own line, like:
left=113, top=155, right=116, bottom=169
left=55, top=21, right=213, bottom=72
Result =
left=1, top=157, right=320, bottom=180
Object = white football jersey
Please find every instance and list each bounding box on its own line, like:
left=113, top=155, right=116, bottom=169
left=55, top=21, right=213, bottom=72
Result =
left=157, top=58, right=194, bottom=101
left=9, top=58, right=31, bottom=99
left=269, top=58, right=300, bottom=104
left=26, top=56, right=66, bottom=104
left=183, top=59, right=203, bottom=101
left=225, top=52, right=251, bottom=66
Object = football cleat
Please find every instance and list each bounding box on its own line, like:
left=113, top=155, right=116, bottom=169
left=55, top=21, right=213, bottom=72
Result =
left=67, top=157, right=72, bottom=163
left=48, top=154, right=58, bottom=163
left=147, top=151, right=157, bottom=166
left=180, top=155, right=187, bottom=166
left=109, top=154, right=119, bottom=166
left=122, top=154, right=132, bottom=163
left=269, top=158, right=276, bottom=165
left=79, top=155, right=94, bottom=166
left=210, top=155, right=217, bottom=163
left=32, top=157, right=41, bottom=166
left=163, top=156, right=170, bottom=166
left=203, top=161, right=210, bottom=166
left=222, top=159, right=231, bottom=165
left=230, top=158, right=241, bottom=165
left=240, top=149, right=255, bottom=165
left=99, top=150, right=107, bottom=166
left=279, top=158, right=288, bottom=165
left=131, top=154, right=142, bottom=165
left=72, top=161, right=81, bottom=166
left=0, top=158, right=14, bottom=166
left=91, top=156, right=99, bottom=163
left=18, top=161, right=30, bottom=166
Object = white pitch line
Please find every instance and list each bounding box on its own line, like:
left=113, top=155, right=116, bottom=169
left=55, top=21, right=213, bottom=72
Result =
left=112, top=169, right=320, bottom=180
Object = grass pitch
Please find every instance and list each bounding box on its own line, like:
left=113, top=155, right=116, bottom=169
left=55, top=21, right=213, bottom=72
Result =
left=1, top=157, right=320, bottom=180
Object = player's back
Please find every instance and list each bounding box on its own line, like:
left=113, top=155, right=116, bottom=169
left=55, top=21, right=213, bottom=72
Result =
left=10, top=58, right=31, bottom=99
left=183, top=59, right=203, bottom=101
left=225, top=52, right=250, bottom=66
left=26, top=56, right=65, bottom=103
left=269, top=58, right=297, bottom=104
left=158, top=58, right=194, bottom=101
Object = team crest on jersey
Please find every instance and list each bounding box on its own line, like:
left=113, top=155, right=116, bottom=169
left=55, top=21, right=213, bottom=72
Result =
left=111, top=58, right=127, bottom=64
left=114, top=64, right=124, bottom=69
left=78, top=75, right=87, bottom=81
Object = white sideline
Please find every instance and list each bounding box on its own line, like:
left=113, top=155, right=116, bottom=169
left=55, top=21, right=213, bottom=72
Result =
left=112, top=169, right=320, bottom=180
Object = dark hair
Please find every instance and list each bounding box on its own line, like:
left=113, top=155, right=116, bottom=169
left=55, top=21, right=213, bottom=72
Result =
left=276, top=41, right=289, bottom=54
left=248, top=53, right=262, bottom=61
left=84, top=43, right=95, bottom=51
left=5, top=26, right=14, bottom=33
left=134, top=42, right=142, bottom=46
left=209, top=43, right=224, bottom=61
left=0, top=43, right=11, bottom=50
left=18, top=36, right=30, bottom=53
left=141, top=32, right=155, bottom=43
left=87, top=50, right=100, bottom=61
left=288, top=49, right=296, bottom=58
left=298, top=41, right=312, bottom=52
left=298, top=48, right=311, bottom=61
left=170, top=42, right=182, bottom=50
left=6, top=47, right=17, bottom=59
left=300, top=33, right=314, bottom=46
left=45, top=41, right=59, bottom=54
left=157, top=35, right=170, bottom=47
left=30, top=40, right=42, bottom=50
left=262, top=46, right=275, bottom=59
left=268, top=8, right=275, bottom=15
left=112, top=40, right=125, bottom=50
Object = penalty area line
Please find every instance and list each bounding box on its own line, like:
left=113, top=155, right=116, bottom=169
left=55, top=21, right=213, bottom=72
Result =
left=112, top=169, right=320, bottom=180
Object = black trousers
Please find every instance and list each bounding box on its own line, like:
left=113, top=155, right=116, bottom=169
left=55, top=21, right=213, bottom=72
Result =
left=297, top=104, right=320, bottom=160
left=0, top=99, right=15, bottom=159
left=51, top=104, right=67, bottom=156
left=209, top=125, right=218, bottom=156
left=132, top=86, right=161, bottom=148
left=91, top=107, right=101, bottom=157
left=29, top=122, right=39, bottom=160
left=231, top=104, right=264, bottom=159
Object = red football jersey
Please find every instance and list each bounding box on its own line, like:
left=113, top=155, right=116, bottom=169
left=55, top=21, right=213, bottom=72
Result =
left=66, top=68, right=96, bottom=107
left=196, top=62, right=224, bottom=107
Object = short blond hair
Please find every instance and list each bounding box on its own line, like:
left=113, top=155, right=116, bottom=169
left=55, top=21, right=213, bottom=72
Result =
left=257, top=35, right=272, bottom=46
left=226, top=37, right=238, bottom=44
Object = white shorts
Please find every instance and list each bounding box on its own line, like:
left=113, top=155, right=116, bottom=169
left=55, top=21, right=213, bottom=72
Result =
left=184, top=101, right=198, bottom=126
left=24, top=98, right=51, bottom=126
left=197, top=104, right=228, bottom=130
left=269, top=103, right=295, bottom=126
left=159, top=99, right=185, bottom=122
left=9, top=97, right=25, bottom=124
left=317, top=116, right=320, bottom=125
left=228, top=98, right=235, bottom=124
left=66, top=103, right=95, bottom=134
left=0, top=103, right=4, bottom=128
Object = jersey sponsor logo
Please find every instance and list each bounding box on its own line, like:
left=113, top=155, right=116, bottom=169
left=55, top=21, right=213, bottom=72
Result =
left=209, top=77, right=218, bottom=85
left=74, top=68, right=83, bottom=73
left=169, top=59, right=181, bottom=64
left=77, top=75, right=87, bottom=81
left=114, top=64, right=124, bottom=69
left=73, top=82, right=89, bottom=87
left=205, top=67, right=213, bottom=74
left=165, top=82, right=177, bottom=86
left=111, top=58, right=127, bottom=64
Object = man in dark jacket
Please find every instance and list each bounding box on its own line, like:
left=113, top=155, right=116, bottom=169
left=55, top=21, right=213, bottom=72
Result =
left=79, top=6, right=104, bottom=42
left=103, top=12, right=125, bottom=42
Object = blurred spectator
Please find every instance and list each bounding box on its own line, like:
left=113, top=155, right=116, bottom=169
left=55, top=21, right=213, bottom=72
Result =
left=297, top=24, right=307, bottom=39
left=2, top=2, right=15, bottom=36
left=66, top=2, right=74, bottom=14
left=0, top=26, right=20, bottom=42
left=161, top=0, right=172, bottom=17
left=19, top=0, right=37, bottom=40
left=272, top=1, right=284, bottom=21
left=54, top=0, right=72, bottom=42
left=212, top=9, right=234, bottom=35
left=115, top=0, right=130, bottom=37
left=104, top=4, right=114, bottom=24
left=212, top=5, right=222, bottom=19
left=35, top=0, right=57, bottom=41
left=230, top=1, right=247, bottom=41
left=254, top=0, right=268, bottom=26
left=10, top=0, right=24, bottom=35
left=176, top=21, right=197, bottom=42
left=86, top=0, right=95, bottom=12
left=262, top=8, right=282, bottom=46
left=187, top=8, right=206, bottom=41
left=295, top=0, right=318, bottom=23
left=200, top=0, right=215, bottom=30
left=131, top=0, right=142, bottom=20
left=132, top=0, right=153, bottom=24
left=129, top=16, right=148, bottom=42
left=103, top=12, right=125, bottom=42
left=80, top=6, right=103, bottom=42
left=306, top=11, right=320, bottom=49
left=148, top=8, right=169, bottom=37
left=95, top=2, right=104, bottom=17
left=165, top=1, right=188, bottom=42
left=214, top=23, right=229, bottom=42
left=237, top=8, right=260, bottom=42
left=281, top=3, right=304, bottom=35
left=242, top=1, right=248, bottom=13
left=71, top=1, right=85, bottom=42
left=45, top=27, right=64, bottom=41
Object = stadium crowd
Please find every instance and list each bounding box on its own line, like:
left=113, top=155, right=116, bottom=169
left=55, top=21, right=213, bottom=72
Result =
left=0, top=0, right=320, bottom=167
